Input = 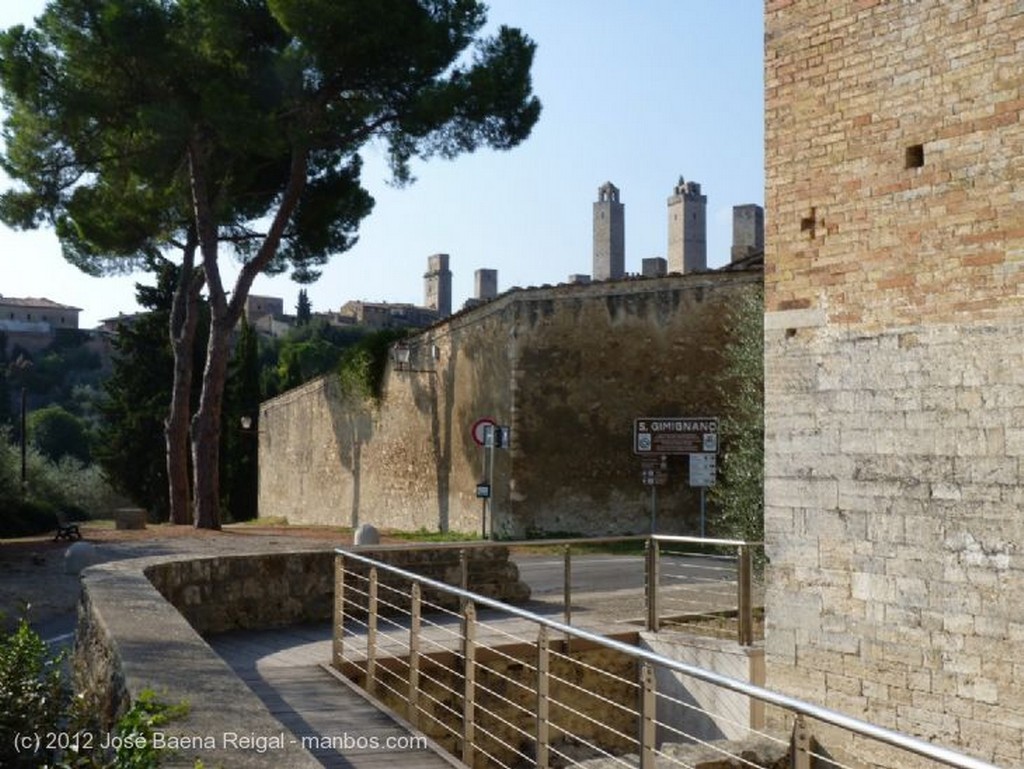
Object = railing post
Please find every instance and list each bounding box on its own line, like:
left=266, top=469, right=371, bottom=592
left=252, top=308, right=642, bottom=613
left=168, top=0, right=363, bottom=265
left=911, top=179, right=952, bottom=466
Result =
left=738, top=544, right=753, bottom=646
left=333, top=554, right=345, bottom=668
left=462, top=601, right=477, bottom=767
left=408, top=583, right=421, bottom=726
left=459, top=548, right=469, bottom=612
left=563, top=544, right=573, bottom=652
left=792, top=714, right=811, bottom=769
left=639, top=662, right=657, bottom=769
left=536, top=626, right=550, bottom=769
left=366, top=566, right=378, bottom=695
left=645, top=537, right=660, bottom=632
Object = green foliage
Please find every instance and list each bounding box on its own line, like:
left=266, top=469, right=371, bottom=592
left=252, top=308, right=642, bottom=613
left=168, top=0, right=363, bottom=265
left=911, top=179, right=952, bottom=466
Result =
left=0, top=618, right=67, bottom=768
left=337, top=329, right=410, bottom=402
left=0, top=428, right=123, bottom=537
left=295, top=289, right=311, bottom=326
left=220, top=317, right=261, bottom=522
left=708, top=286, right=764, bottom=551
left=262, top=320, right=367, bottom=397
left=2, top=0, right=540, bottom=529
left=389, top=527, right=479, bottom=543
left=101, top=690, right=190, bottom=769
left=28, top=405, right=91, bottom=464
left=0, top=618, right=189, bottom=768
left=95, top=263, right=208, bottom=521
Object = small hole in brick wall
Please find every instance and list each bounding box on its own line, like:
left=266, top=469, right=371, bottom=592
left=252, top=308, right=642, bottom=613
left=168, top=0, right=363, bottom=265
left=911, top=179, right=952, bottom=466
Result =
left=785, top=328, right=798, bottom=338
left=905, top=144, right=924, bottom=168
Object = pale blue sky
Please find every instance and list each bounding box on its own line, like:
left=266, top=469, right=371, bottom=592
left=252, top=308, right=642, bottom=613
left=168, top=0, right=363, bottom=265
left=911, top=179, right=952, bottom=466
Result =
left=0, top=2, right=764, bottom=327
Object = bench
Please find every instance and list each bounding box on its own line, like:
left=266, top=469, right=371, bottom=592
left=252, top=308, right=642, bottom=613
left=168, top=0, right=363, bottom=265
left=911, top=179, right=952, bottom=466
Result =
left=54, top=511, right=82, bottom=542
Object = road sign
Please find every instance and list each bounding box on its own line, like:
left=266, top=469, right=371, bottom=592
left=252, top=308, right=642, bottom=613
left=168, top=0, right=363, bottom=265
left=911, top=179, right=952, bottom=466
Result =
left=471, top=417, right=497, bottom=446
left=689, top=452, right=717, bottom=487
left=634, top=417, right=719, bottom=456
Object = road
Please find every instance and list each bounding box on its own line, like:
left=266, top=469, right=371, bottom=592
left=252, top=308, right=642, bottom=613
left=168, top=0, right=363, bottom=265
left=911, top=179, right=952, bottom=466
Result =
left=512, top=552, right=738, bottom=596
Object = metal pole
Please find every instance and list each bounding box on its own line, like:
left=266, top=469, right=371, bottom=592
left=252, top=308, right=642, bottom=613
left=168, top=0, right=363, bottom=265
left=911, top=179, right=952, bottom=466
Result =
left=20, top=387, right=27, bottom=493
left=487, top=440, right=495, bottom=539
left=366, top=567, right=378, bottom=695
left=563, top=544, right=572, bottom=652
left=738, top=545, right=753, bottom=646
left=536, top=626, right=551, bottom=769
left=333, top=555, right=345, bottom=668
left=645, top=537, right=660, bottom=632
left=408, top=583, right=421, bottom=725
left=700, top=487, right=706, bottom=538
left=649, top=484, right=657, bottom=534
left=639, top=663, right=657, bottom=769
left=462, top=602, right=477, bottom=767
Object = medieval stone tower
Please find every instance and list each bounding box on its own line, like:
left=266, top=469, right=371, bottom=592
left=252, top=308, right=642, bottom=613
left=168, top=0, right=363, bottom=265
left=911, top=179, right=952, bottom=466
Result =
left=667, top=177, right=707, bottom=273
left=764, top=1, right=1024, bottom=765
left=423, top=253, right=452, bottom=318
left=592, top=182, right=624, bottom=280
left=730, top=204, right=764, bottom=262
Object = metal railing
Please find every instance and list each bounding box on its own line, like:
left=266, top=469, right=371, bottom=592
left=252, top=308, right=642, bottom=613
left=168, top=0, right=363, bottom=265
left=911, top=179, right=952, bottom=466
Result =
left=340, top=535, right=761, bottom=646
left=333, top=546, right=1001, bottom=769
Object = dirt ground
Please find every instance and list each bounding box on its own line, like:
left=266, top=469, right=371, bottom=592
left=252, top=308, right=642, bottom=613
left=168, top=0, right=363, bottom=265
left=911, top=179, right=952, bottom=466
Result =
left=0, top=522, right=363, bottom=633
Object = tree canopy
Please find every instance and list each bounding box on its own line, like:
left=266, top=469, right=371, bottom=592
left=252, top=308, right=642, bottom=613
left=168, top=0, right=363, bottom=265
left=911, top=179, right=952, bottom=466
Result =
left=0, top=0, right=541, bottom=528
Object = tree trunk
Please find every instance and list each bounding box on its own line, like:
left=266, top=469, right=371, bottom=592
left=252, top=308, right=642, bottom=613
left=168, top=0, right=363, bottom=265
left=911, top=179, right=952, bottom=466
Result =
left=187, top=137, right=308, bottom=529
left=166, top=241, right=203, bottom=525
left=191, top=314, right=232, bottom=530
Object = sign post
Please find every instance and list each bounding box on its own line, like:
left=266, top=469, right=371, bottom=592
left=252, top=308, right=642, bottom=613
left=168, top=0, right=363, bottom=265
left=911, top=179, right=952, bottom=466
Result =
left=634, top=417, right=718, bottom=536
left=471, top=418, right=510, bottom=539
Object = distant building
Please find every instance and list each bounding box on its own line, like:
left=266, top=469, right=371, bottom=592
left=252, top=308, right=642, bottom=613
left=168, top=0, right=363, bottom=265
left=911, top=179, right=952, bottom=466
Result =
left=337, top=301, right=438, bottom=330
left=730, top=204, right=764, bottom=263
left=642, top=258, right=667, bottom=278
left=667, top=177, right=707, bottom=274
left=0, top=296, right=82, bottom=356
left=0, top=296, right=80, bottom=331
left=424, top=254, right=452, bottom=318
left=245, top=295, right=285, bottom=322
left=593, top=182, right=625, bottom=280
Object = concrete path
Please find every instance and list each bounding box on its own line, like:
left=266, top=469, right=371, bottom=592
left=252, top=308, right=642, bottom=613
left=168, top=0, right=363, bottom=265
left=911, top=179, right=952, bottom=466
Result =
left=210, top=623, right=456, bottom=769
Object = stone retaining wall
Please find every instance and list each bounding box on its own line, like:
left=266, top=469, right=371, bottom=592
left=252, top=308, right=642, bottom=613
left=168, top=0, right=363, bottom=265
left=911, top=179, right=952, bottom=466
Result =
left=74, top=545, right=528, bottom=767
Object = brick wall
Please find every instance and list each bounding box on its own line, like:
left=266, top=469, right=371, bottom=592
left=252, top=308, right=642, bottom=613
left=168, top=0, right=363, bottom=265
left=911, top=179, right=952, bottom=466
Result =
left=764, top=1, right=1024, bottom=765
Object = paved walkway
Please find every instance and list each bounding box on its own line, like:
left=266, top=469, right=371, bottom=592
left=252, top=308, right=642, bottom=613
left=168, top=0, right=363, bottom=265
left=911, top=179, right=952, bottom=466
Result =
left=210, top=624, right=456, bottom=768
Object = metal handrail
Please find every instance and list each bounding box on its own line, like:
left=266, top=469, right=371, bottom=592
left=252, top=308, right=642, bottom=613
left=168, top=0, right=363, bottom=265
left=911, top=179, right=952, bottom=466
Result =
left=335, top=546, right=1001, bottom=769
left=351, top=534, right=759, bottom=644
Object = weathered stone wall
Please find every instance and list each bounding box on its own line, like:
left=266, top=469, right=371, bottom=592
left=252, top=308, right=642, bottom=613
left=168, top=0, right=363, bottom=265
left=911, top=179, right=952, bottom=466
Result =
left=764, top=1, right=1024, bottom=765
left=357, top=638, right=640, bottom=768
left=74, top=546, right=528, bottom=767
left=260, top=272, right=761, bottom=538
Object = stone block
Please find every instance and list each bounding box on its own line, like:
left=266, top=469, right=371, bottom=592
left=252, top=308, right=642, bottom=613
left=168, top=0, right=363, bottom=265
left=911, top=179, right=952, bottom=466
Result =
left=114, top=508, right=147, bottom=530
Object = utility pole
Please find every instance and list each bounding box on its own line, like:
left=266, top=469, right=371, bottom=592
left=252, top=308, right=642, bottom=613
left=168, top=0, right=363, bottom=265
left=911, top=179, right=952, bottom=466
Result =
left=20, top=386, right=27, bottom=493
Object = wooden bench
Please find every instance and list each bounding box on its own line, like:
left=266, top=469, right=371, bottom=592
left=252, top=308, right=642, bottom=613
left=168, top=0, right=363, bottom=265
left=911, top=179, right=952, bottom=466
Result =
left=54, top=511, right=82, bottom=542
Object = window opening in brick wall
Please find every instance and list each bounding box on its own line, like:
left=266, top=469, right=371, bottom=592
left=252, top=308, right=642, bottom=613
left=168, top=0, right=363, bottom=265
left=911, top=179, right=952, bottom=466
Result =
left=905, top=144, right=924, bottom=169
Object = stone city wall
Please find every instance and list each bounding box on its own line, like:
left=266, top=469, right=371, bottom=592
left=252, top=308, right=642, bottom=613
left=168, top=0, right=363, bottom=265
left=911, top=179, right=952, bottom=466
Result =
left=764, top=1, right=1024, bottom=765
left=259, top=272, right=761, bottom=538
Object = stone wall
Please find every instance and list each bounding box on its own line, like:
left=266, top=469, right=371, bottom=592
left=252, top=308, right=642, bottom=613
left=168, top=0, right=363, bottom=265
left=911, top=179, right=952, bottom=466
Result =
left=74, top=546, right=529, bottom=767
left=764, top=1, right=1024, bottom=766
left=260, top=271, right=761, bottom=538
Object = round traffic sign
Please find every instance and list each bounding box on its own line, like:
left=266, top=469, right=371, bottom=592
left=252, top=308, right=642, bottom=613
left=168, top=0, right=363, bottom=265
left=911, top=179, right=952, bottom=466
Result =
left=471, top=417, right=497, bottom=446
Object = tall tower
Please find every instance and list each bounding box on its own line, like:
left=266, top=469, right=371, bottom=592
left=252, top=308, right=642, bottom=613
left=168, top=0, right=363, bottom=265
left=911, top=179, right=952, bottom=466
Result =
left=474, top=269, right=498, bottom=301
left=731, top=204, right=764, bottom=263
left=424, top=253, right=452, bottom=318
left=667, top=177, right=707, bottom=273
left=593, top=182, right=625, bottom=280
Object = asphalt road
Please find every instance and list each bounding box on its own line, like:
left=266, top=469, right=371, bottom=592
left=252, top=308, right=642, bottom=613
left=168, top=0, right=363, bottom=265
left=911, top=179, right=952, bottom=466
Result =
left=512, top=552, right=737, bottom=596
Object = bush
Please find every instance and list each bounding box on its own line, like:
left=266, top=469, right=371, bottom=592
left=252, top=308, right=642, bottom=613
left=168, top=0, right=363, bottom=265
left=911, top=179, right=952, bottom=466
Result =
left=0, top=429, right=126, bottom=537
left=0, top=619, right=68, bottom=768
left=0, top=618, right=189, bottom=768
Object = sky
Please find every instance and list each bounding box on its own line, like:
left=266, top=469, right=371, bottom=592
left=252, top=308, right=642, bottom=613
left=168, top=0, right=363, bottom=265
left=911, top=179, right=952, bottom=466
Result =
left=0, top=2, right=764, bottom=329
